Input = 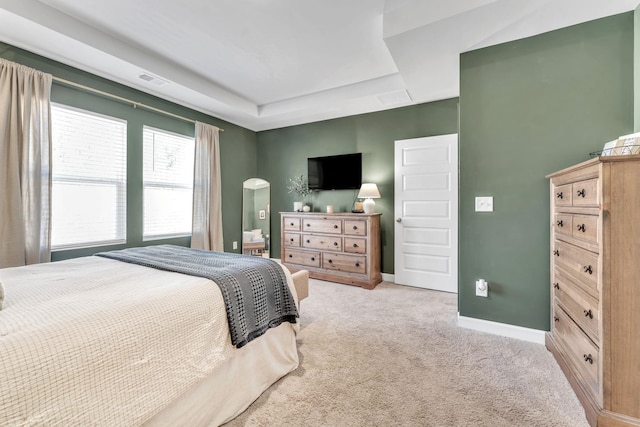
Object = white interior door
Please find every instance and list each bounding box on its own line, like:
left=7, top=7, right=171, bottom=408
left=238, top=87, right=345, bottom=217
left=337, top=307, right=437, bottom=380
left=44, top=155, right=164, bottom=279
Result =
left=394, top=134, right=458, bottom=293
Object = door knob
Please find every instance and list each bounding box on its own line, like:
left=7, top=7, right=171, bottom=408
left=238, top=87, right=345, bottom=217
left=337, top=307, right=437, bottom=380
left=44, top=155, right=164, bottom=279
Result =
left=396, top=218, right=402, bottom=223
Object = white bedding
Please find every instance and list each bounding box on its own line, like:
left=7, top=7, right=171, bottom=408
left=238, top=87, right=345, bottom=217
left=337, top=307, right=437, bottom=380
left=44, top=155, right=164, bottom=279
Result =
left=0, top=256, right=299, bottom=426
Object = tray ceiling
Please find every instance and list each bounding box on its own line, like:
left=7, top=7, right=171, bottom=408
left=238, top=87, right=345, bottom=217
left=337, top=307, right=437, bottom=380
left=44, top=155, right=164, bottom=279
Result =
left=0, top=0, right=636, bottom=131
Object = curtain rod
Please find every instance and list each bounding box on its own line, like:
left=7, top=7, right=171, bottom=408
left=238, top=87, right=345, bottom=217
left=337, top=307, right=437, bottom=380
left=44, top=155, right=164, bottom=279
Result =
left=52, top=76, right=224, bottom=131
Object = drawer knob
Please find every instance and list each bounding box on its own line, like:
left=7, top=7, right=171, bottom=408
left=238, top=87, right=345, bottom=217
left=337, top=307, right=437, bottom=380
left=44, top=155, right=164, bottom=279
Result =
left=577, top=189, right=586, bottom=198
left=556, top=220, right=563, bottom=227
left=328, top=259, right=333, bottom=264
left=355, top=262, right=360, bottom=267
left=306, top=223, right=311, bottom=227
left=353, top=225, right=358, bottom=230
left=556, top=192, right=563, bottom=199
left=554, top=316, right=559, bottom=322
left=306, top=239, right=310, bottom=243
left=334, top=224, right=338, bottom=229
left=583, top=354, right=593, bottom=364
left=290, top=238, right=294, bottom=242
left=311, top=257, right=315, bottom=261
left=583, top=265, right=593, bottom=274
left=553, top=250, right=560, bottom=256
left=577, top=224, right=586, bottom=232
left=584, top=309, right=593, bottom=319
left=353, top=243, right=358, bottom=248
left=288, top=254, right=292, bottom=258
left=290, top=222, right=294, bottom=226
left=333, top=242, right=338, bottom=246
left=553, top=283, right=560, bottom=289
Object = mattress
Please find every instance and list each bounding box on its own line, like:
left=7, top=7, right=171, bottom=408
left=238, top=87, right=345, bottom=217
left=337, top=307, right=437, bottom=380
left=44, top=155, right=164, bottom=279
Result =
left=0, top=255, right=300, bottom=426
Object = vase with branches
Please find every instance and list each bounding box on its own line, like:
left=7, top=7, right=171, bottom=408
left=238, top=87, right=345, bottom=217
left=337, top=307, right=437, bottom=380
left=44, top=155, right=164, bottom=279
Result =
left=287, top=174, right=311, bottom=211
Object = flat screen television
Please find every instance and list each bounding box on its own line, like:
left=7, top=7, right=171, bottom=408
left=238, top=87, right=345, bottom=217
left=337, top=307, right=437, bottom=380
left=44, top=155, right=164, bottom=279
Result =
left=307, top=153, right=362, bottom=190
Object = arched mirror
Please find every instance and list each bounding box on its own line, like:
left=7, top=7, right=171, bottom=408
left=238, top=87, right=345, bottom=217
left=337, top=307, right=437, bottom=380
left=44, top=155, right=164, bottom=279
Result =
left=242, top=178, right=270, bottom=257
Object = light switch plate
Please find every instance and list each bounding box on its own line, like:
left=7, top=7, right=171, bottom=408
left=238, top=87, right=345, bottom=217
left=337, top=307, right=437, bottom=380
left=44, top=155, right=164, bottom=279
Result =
left=475, top=196, right=493, bottom=212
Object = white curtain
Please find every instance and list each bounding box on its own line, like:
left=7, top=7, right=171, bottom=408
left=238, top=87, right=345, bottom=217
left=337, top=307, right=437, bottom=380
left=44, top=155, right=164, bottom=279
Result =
left=0, top=59, right=52, bottom=268
left=191, top=122, right=223, bottom=251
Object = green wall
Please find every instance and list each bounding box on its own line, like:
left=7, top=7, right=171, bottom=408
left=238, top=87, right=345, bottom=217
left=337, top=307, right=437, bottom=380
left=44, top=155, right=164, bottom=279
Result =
left=256, top=99, right=459, bottom=273
left=459, top=12, right=633, bottom=330
left=243, top=189, right=256, bottom=231
left=0, top=42, right=258, bottom=259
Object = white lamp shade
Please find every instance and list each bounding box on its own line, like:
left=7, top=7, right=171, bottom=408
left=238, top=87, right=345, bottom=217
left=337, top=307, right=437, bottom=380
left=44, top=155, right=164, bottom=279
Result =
left=358, top=183, right=381, bottom=199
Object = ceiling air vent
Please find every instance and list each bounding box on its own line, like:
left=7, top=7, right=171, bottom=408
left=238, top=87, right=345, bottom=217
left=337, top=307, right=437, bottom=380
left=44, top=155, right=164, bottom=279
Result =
left=138, top=72, right=169, bottom=86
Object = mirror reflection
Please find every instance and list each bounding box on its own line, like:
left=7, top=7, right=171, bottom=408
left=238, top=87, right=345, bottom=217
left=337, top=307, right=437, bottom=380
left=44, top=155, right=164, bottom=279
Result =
left=242, top=178, right=270, bottom=257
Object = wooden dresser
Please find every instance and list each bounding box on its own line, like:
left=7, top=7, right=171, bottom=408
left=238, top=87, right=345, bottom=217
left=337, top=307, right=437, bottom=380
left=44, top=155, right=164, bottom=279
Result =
left=280, top=212, right=382, bottom=289
left=546, top=155, right=640, bottom=427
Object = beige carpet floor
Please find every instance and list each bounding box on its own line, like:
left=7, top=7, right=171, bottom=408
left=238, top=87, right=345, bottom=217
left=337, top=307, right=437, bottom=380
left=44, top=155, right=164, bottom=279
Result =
left=225, top=279, right=589, bottom=427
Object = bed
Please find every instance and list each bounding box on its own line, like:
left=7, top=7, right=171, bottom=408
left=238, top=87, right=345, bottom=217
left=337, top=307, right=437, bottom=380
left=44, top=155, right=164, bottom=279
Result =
left=0, top=246, right=308, bottom=426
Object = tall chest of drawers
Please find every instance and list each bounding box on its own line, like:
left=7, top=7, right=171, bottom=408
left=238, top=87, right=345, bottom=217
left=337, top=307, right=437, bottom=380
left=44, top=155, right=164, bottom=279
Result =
left=546, top=155, right=640, bottom=427
left=280, top=212, right=382, bottom=289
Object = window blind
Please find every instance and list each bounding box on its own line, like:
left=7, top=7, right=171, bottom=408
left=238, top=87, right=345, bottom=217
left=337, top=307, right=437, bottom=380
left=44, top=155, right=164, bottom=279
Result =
left=51, top=104, right=127, bottom=249
left=143, top=126, right=195, bottom=240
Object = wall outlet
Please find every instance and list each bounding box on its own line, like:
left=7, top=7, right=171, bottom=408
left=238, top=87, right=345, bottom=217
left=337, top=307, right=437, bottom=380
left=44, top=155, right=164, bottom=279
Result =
left=233, top=241, right=238, bottom=250
left=476, top=279, right=488, bottom=297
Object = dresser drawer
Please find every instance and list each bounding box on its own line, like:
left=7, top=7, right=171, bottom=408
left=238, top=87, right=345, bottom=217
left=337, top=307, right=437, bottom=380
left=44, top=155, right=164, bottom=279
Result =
left=323, top=253, right=366, bottom=274
left=571, top=178, right=599, bottom=207
left=553, top=240, right=599, bottom=296
left=284, top=248, right=320, bottom=267
left=554, top=184, right=573, bottom=207
left=283, top=217, right=301, bottom=231
left=302, top=235, right=342, bottom=251
left=554, top=213, right=573, bottom=238
left=283, top=233, right=300, bottom=247
left=344, top=237, right=366, bottom=254
left=571, top=214, right=598, bottom=244
left=302, top=218, right=342, bottom=234
left=553, top=273, right=599, bottom=344
left=344, top=219, right=367, bottom=236
left=553, top=307, right=600, bottom=400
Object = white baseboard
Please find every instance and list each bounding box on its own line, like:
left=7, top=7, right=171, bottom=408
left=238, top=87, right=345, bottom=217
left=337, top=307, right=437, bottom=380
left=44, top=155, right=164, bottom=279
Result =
left=457, top=314, right=546, bottom=345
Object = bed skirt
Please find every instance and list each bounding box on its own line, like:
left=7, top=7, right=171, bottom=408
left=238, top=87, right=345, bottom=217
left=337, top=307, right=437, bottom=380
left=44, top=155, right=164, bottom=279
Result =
left=145, top=268, right=308, bottom=426
left=145, top=322, right=298, bottom=427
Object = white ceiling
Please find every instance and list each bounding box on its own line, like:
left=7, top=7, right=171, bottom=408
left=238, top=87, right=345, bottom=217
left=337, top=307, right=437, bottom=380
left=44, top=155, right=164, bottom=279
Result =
left=0, top=0, right=637, bottom=131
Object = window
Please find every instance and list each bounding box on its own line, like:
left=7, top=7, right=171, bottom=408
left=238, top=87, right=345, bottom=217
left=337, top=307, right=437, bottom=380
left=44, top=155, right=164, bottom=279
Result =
left=51, top=104, right=127, bottom=249
left=143, top=126, right=195, bottom=239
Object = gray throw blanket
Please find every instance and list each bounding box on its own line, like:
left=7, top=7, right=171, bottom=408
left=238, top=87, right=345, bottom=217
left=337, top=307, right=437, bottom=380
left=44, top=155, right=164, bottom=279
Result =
left=96, top=245, right=298, bottom=348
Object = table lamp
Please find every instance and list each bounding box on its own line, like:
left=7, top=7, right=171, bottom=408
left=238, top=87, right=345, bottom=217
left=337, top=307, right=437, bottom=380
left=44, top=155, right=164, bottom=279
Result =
left=358, top=183, right=381, bottom=214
